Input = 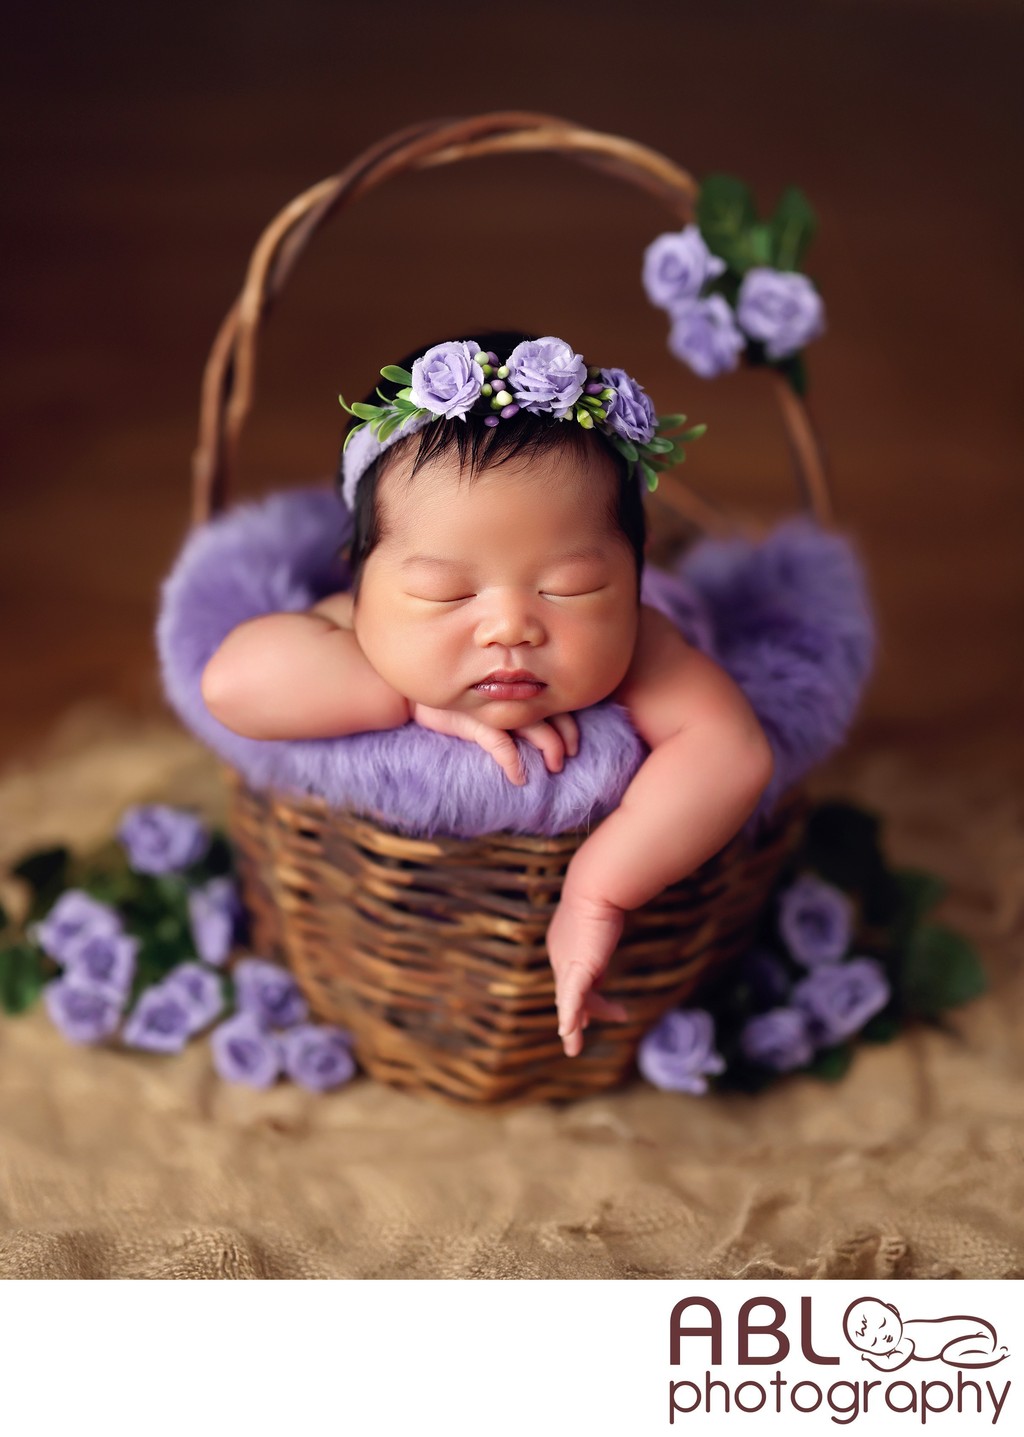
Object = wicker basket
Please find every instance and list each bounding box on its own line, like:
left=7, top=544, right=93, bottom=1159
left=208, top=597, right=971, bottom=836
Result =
left=191, top=112, right=833, bottom=1107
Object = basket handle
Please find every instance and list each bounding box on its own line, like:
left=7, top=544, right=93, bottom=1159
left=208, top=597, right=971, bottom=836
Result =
left=191, top=111, right=832, bottom=535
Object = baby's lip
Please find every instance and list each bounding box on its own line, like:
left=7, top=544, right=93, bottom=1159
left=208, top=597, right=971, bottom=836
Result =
left=477, top=669, right=544, bottom=684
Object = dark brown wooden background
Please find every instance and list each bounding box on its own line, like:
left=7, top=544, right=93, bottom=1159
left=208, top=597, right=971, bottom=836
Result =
left=2, top=0, right=1021, bottom=767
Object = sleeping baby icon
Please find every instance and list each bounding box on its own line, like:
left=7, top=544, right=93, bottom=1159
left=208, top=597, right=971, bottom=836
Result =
left=844, top=1297, right=1010, bottom=1371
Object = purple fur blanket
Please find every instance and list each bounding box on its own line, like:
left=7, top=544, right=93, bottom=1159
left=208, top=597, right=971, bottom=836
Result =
left=156, top=485, right=875, bottom=838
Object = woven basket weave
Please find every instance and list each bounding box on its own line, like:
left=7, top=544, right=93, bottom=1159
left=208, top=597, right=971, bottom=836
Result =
left=191, top=112, right=832, bottom=1107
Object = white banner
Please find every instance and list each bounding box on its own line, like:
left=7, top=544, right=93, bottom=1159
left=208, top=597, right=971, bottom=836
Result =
left=3, top=1279, right=1020, bottom=1434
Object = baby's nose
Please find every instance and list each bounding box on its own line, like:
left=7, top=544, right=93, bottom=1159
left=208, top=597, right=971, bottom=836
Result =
left=475, top=593, right=545, bottom=647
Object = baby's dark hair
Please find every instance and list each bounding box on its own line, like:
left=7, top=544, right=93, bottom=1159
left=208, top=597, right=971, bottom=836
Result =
left=336, top=330, right=647, bottom=601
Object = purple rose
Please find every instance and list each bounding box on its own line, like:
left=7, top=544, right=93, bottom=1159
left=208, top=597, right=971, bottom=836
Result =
left=211, top=1012, right=282, bottom=1089
left=410, top=340, right=484, bottom=419
left=62, top=930, right=138, bottom=1002
left=165, top=962, right=224, bottom=1035
left=642, top=225, right=726, bottom=313
left=778, top=873, right=854, bottom=967
left=505, top=337, right=586, bottom=419
left=232, top=957, right=308, bottom=1030
left=117, top=804, right=209, bottom=875
left=739, top=1007, right=816, bottom=1072
left=31, top=889, right=123, bottom=964
left=736, top=268, right=825, bottom=360
left=44, top=977, right=122, bottom=1045
left=122, top=983, right=193, bottom=1054
left=279, top=1024, right=356, bottom=1092
left=792, top=958, right=890, bottom=1046
left=598, top=367, right=657, bottom=445
left=636, top=1008, right=726, bottom=1095
left=187, top=877, right=240, bottom=966
left=738, top=947, right=792, bottom=1007
left=667, top=296, right=746, bottom=379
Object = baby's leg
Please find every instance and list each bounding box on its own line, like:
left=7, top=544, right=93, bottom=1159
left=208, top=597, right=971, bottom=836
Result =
left=940, top=1335, right=1009, bottom=1368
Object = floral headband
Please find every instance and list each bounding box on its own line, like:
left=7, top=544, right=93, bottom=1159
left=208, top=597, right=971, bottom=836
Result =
left=338, top=336, right=705, bottom=512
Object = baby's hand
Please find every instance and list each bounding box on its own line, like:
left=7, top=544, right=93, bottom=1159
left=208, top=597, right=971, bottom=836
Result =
left=411, top=704, right=578, bottom=786
left=546, top=884, right=629, bottom=1057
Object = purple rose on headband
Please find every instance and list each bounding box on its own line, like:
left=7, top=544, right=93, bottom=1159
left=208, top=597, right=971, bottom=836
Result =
left=792, top=958, right=890, bottom=1046
left=45, top=977, right=122, bottom=1045
left=668, top=295, right=746, bottom=379
left=211, top=1012, right=282, bottom=1089
left=279, top=1024, right=356, bottom=1092
left=778, top=873, right=854, bottom=967
left=736, top=268, right=825, bottom=360
left=63, top=930, right=138, bottom=1002
left=117, top=804, right=209, bottom=875
left=636, top=1008, right=725, bottom=1095
left=188, top=877, right=240, bottom=966
left=31, top=889, right=123, bottom=964
left=232, top=956, right=308, bottom=1030
left=599, top=367, right=657, bottom=445
left=739, top=1007, right=816, bottom=1072
left=122, top=983, right=193, bottom=1054
left=506, top=337, right=586, bottom=419
left=643, top=225, right=727, bottom=313
left=410, top=340, right=484, bottom=420
left=166, top=962, right=224, bottom=1035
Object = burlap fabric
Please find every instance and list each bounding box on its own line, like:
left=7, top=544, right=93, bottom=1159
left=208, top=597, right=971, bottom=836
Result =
left=1, top=704, right=1021, bottom=1279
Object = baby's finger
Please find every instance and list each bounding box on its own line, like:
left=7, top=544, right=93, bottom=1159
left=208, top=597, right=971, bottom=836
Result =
left=476, top=729, right=526, bottom=785
left=584, top=990, right=629, bottom=1024
left=546, top=712, right=579, bottom=758
left=513, top=720, right=565, bottom=774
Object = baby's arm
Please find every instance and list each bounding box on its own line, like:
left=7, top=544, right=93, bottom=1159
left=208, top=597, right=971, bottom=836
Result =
left=200, top=593, right=410, bottom=740
left=549, top=606, right=774, bottom=1056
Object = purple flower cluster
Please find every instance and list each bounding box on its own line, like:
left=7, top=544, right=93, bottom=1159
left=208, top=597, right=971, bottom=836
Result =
left=505, top=337, right=586, bottom=419
left=642, top=223, right=825, bottom=378
left=210, top=958, right=355, bottom=1092
left=410, top=340, right=484, bottom=420
left=734, top=872, right=890, bottom=1072
left=35, top=890, right=139, bottom=1045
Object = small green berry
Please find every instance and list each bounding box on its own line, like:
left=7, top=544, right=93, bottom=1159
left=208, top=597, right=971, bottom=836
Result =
left=496, top=365, right=509, bottom=379
left=473, top=352, right=489, bottom=366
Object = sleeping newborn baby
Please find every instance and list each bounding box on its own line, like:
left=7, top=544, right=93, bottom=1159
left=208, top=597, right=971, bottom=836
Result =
left=201, top=332, right=774, bottom=1058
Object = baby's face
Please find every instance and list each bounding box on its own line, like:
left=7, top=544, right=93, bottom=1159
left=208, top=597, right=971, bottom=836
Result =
left=845, top=1299, right=903, bottom=1352
left=352, top=442, right=640, bottom=728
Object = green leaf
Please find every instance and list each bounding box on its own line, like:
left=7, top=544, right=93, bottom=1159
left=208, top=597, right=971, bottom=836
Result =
left=380, top=365, right=413, bottom=385
left=656, top=413, right=688, bottom=431
left=861, top=1010, right=901, bottom=1044
left=376, top=413, right=405, bottom=443
left=640, top=460, right=659, bottom=493
left=696, top=174, right=759, bottom=273
left=805, top=1043, right=853, bottom=1081
left=612, top=436, right=639, bottom=464
left=900, top=923, right=987, bottom=1019
left=349, top=402, right=383, bottom=422
left=342, top=421, right=367, bottom=453
left=645, top=436, right=675, bottom=454
left=0, top=943, right=48, bottom=1015
left=748, top=223, right=774, bottom=266
left=677, top=424, right=708, bottom=442
left=769, top=186, right=818, bottom=272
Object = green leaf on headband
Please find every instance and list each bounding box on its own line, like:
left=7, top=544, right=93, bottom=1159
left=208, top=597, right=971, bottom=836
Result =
left=377, top=413, right=405, bottom=443
left=342, top=421, right=368, bottom=453
left=677, top=424, right=708, bottom=442
left=612, top=436, right=639, bottom=464
left=380, top=365, right=413, bottom=385
left=656, top=414, right=687, bottom=430
left=640, top=460, right=659, bottom=492
left=697, top=174, right=758, bottom=272
left=770, top=186, right=818, bottom=271
left=645, top=436, right=676, bottom=454
left=397, top=388, right=414, bottom=402
left=350, top=402, right=383, bottom=422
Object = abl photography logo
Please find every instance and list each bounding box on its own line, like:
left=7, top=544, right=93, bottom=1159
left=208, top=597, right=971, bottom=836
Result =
left=668, top=1295, right=1012, bottom=1426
